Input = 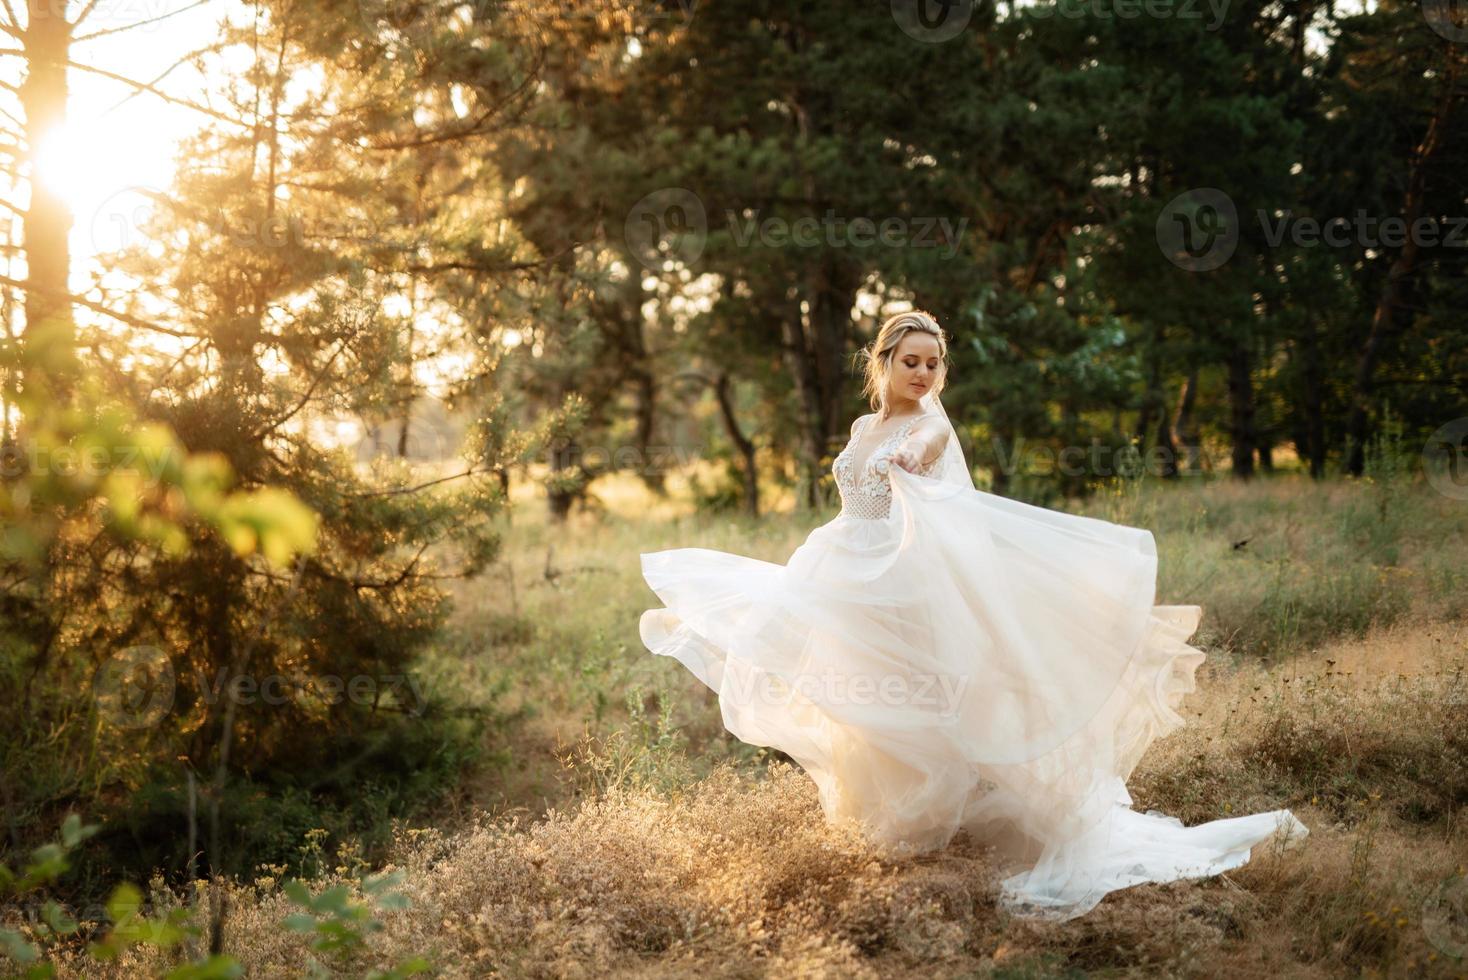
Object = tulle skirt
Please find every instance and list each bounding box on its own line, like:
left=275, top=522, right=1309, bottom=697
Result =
left=638, top=466, right=1308, bottom=920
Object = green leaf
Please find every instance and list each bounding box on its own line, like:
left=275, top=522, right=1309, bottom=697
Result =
left=360, top=870, right=404, bottom=897
left=281, top=913, right=316, bottom=933
left=282, top=879, right=312, bottom=906
left=163, top=953, right=245, bottom=980
left=105, top=882, right=144, bottom=924
left=376, top=892, right=410, bottom=911
left=41, top=900, right=78, bottom=936
left=0, top=926, right=39, bottom=963
left=61, top=813, right=99, bottom=846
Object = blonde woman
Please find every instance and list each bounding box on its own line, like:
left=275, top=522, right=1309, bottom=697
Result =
left=639, top=309, right=1307, bottom=921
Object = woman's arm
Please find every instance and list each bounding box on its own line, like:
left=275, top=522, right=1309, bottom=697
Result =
left=892, top=417, right=949, bottom=472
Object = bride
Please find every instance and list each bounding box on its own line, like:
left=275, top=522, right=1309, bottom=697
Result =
left=638, top=309, right=1308, bottom=921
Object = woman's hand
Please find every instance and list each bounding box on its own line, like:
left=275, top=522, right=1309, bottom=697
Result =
left=892, top=438, right=929, bottom=473
left=892, top=421, right=947, bottom=474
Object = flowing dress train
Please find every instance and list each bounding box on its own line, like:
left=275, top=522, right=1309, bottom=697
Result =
left=638, top=408, right=1307, bottom=920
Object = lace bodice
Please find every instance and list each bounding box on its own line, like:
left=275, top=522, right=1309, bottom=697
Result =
left=832, top=412, right=940, bottom=519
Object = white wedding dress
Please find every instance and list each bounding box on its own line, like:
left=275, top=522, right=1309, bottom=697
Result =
left=638, top=393, right=1308, bottom=921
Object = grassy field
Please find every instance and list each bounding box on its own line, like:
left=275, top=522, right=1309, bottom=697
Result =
left=44, top=466, right=1468, bottom=977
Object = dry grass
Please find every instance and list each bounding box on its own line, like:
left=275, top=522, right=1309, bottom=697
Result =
left=26, top=471, right=1468, bottom=978
left=43, top=614, right=1468, bottom=979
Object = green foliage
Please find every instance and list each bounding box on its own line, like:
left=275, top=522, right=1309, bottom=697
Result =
left=0, top=322, right=320, bottom=570
left=0, top=814, right=240, bottom=979
left=687, top=456, right=748, bottom=515
left=281, top=870, right=432, bottom=979
left=0, top=813, right=436, bottom=978
left=561, top=678, right=696, bottom=797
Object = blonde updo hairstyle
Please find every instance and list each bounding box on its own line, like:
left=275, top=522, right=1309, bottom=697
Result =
left=856, top=310, right=950, bottom=421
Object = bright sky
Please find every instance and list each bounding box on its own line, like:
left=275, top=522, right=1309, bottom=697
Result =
left=1, top=0, right=1371, bottom=416
left=8, top=0, right=228, bottom=275
left=7, top=0, right=1372, bottom=280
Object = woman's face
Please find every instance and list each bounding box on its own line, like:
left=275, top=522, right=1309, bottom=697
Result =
left=886, top=332, right=943, bottom=405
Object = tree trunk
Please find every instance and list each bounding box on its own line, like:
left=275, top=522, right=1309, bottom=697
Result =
left=780, top=259, right=858, bottom=512
left=1297, top=321, right=1326, bottom=479
left=397, top=286, right=417, bottom=458
left=779, top=304, right=826, bottom=511
left=1155, top=403, right=1179, bottom=479
left=991, top=426, right=1014, bottom=496
left=21, top=2, right=73, bottom=385
left=1133, top=321, right=1166, bottom=453
left=547, top=436, right=580, bottom=522
left=1346, top=53, right=1457, bottom=475
left=713, top=372, right=759, bottom=518
left=1227, top=343, right=1256, bottom=479
left=1172, top=368, right=1200, bottom=475
left=632, top=363, right=662, bottom=494
left=807, top=258, right=858, bottom=442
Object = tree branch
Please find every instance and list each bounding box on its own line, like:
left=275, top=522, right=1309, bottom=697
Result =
left=249, top=339, right=349, bottom=442
left=66, top=59, right=248, bottom=128
left=0, top=273, right=203, bottom=339
left=72, top=0, right=211, bottom=42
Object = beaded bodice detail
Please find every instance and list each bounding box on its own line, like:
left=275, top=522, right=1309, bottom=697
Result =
left=832, top=412, right=941, bottom=520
